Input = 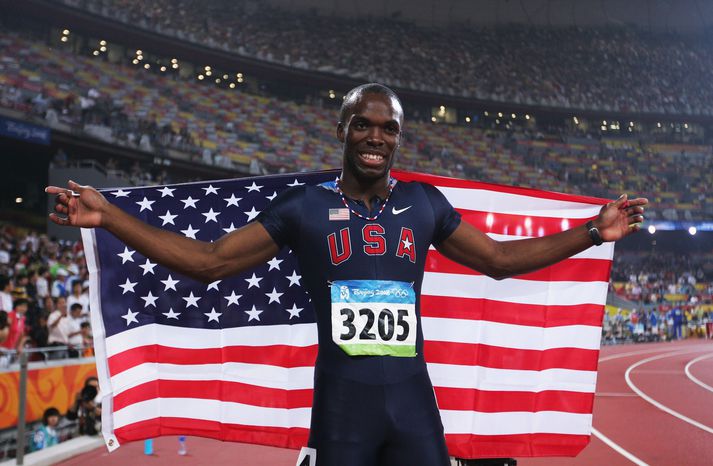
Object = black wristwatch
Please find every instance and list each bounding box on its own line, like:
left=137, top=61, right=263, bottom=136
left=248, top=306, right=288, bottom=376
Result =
left=585, top=220, right=603, bottom=246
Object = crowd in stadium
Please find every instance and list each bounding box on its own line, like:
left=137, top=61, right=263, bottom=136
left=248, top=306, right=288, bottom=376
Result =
left=2, top=27, right=713, bottom=221
left=61, top=0, right=713, bottom=115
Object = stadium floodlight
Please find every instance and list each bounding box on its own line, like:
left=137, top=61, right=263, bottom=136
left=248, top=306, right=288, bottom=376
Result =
left=511, top=113, right=516, bottom=119
left=648, top=225, right=656, bottom=234
left=15, top=197, right=22, bottom=204
left=144, top=63, right=150, bottom=69
left=100, top=40, right=107, bottom=46
left=229, top=83, right=236, bottom=89
left=62, top=29, right=70, bottom=35
left=136, top=49, right=142, bottom=55
left=484, top=111, right=489, bottom=116
left=198, top=75, right=204, bottom=80
left=525, top=114, right=531, bottom=120
left=465, top=117, right=471, bottom=123
left=689, top=226, right=697, bottom=236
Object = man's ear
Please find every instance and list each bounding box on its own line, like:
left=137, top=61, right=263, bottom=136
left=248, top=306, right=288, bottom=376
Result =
left=336, top=122, right=345, bottom=143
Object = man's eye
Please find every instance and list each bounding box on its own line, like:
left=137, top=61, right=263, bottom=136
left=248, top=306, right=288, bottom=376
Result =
left=354, top=122, right=367, bottom=130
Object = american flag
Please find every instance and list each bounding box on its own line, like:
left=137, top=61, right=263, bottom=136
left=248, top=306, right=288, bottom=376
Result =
left=83, top=169, right=613, bottom=458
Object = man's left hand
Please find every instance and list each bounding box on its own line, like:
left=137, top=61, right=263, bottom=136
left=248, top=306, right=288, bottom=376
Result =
left=595, top=194, right=648, bottom=242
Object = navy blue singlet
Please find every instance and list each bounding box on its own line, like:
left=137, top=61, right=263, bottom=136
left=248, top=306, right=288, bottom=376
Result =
left=257, top=179, right=461, bottom=466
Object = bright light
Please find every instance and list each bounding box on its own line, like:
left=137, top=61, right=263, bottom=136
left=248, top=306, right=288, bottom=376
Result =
left=601, top=125, right=607, bottom=131
left=92, top=50, right=99, bottom=56
left=99, top=40, right=107, bottom=46
left=657, top=122, right=662, bottom=128
left=171, top=58, right=178, bottom=64
left=511, top=113, right=516, bottom=119
left=485, top=213, right=494, bottom=229
left=524, top=217, right=532, bottom=229
left=62, top=29, right=70, bottom=35
left=205, top=70, right=212, bottom=76
left=132, top=59, right=139, bottom=65
left=215, top=78, right=221, bottom=83
left=629, top=121, right=634, bottom=127
left=573, top=116, right=579, bottom=125
left=497, top=112, right=503, bottom=118
left=99, top=46, right=106, bottom=52
left=495, top=119, right=500, bottom=124
left=172, top=63, right=179, bottom=69
left=237, top=77, right=243, bottom=83
left=484, top=111, right=489, bottom=116
left=684, top=123, right=689, bottom=129
left=160, top=66, right=166, bottom=72
left=223, top=74, right=228, bottom=79
left=15, top=197, right=22, bottom=204
left=603, top=120, right=607, bottom=125
left=525, top=114, right=530, bottom=120
left=205, top=65, right=211, bottom=71
left=136, top=49, right=142, bottom=55
left=561, top=219, right=570, bottom=231
left=465, top=116, right=471, bottom=123
left=236, top=73, right=243, bottom=78
left=648, top=225, right=656, bottom=234
left=137, top=55, right=143, bottom=60
left=144, top=63, right=150, bottom=69
left=689, top=226, right=697, bottom=236
left=198, top=74, right=204, bottom=80
left=60, top=36, right=68, bottom=42
left=431, top=116, right=437, bottom=122
left=229, top=83, right=236, bottom=89
left=439, top=105, right=445, bottom=111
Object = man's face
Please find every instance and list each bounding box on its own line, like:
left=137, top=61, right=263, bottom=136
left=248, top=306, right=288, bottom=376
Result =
left=337, top=93, right=403, bottom=181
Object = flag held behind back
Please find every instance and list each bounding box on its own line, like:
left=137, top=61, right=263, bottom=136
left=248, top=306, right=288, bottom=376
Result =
left=82, top=169, right=613, bottom=458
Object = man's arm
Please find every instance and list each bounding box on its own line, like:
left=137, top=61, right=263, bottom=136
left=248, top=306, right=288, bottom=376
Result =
left=437, top=194, right=647, bottom=279
left=46, top=181, right=279, bottom=283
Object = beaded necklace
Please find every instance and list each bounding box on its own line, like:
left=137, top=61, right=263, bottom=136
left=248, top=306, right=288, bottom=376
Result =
left=334, top=177, right=396, bottom=221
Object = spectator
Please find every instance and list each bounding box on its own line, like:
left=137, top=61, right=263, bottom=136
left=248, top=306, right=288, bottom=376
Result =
left=47, top=296, right=70, bottom=359
left=0, top=298, right=29, bottom=352
left=80, top=322, right=93, bottom=357
left=66, top=380, right=101, bottom=435
left=67, top=280, right=89, bottom=317
left=31, top=407, right=61, bottom=451
left=66, top=303, right=84, bottom=357
left=0, top=276, right=12, bottom=312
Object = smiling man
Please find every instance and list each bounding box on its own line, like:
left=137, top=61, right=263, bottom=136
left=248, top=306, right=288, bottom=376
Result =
left=47, top=83, right=646, bottom=466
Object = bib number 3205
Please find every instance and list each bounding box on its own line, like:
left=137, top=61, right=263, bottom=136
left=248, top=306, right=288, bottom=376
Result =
left=330, top=280, right=417, bottom=357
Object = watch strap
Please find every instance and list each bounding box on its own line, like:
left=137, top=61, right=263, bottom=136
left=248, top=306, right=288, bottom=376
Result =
left=585, top=220, right=603, bottom=246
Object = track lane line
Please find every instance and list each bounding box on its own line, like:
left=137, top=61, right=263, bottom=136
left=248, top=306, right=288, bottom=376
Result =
left=684, top=353, right=713, bottom=394
left=624, top=350, right=713, bottom=435
left=592, top=345, right=709, bottom=465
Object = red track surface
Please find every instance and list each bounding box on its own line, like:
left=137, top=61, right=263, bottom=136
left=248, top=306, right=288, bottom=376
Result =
left=59, top=339, right=713, bottom=466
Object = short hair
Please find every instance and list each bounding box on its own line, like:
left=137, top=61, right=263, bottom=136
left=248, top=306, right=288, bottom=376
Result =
left=13, top=298, right=29, bottom=309
left=70, top=303, right=83, bottom=311
left=339, top=83, right=403, bottom=124
left=80, top=322, right=90, bottom=329
left=43, top=407, right=60, bottom=425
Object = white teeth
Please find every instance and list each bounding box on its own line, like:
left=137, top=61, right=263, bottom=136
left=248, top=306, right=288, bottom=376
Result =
left=362, top=153, right=383, bottom=161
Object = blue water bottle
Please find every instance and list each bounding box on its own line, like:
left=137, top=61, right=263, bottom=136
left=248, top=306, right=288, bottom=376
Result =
left=143, top=439, right=154, bottom=455
left=178, top=436, right=187, bottom=455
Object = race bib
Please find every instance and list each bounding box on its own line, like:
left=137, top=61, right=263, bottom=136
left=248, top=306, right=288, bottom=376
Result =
left=330, top=280, right=417, bottom=357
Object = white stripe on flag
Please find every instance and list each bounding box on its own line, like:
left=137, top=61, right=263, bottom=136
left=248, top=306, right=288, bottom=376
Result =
left=429, top=240, right=615, bottom=261
left=105, top=323, right=318, bottom=357
left=440, top=409, right=593, bottom=435
left=427, top=363, right=597, bottom=393
left=422, top=272, right=609, bottom=305
left=422, top=317, right=602, bottom=350
left=110, top=362, right=315, bottom=396
left=438, top=186, right=604, bottom=218
left=113, top=397, right=312, bottom=430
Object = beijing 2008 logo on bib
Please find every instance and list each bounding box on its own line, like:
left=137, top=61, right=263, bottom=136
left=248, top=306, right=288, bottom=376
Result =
left=330, top=280, right=417, bottom=357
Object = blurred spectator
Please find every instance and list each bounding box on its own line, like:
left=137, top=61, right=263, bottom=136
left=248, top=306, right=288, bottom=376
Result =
left=31, top=407, right=61, bottom=451
left=67, top=303, right=84, bottom=357
left=0, top=276, right=12, bottom=312
left=66, top=379, right=101, bottom=436
left=47, top=296, right=70, bottom=359
left=0, top=298, right=29, bottom=352
left=80, top=322, right=93, bottom=357
left=67, top=280, right=90, bottom=317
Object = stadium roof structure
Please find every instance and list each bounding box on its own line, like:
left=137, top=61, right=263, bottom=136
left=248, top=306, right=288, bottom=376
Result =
left=265, top=0, right=713, bottom=33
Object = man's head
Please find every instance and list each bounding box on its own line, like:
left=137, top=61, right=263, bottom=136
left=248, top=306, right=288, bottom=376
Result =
left=13, top=298, right=28, bottom=314
left=55, top=296, right=67, bottom=312
left=72, top=280, right=82, bottom=295
left=337, top=83, right=404, bottom=182
left=70, top=303, right=83, bottom=317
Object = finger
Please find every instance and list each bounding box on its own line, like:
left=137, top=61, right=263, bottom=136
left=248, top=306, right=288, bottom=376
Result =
left=68, top=180, right=86, bottom=193
left=626, top=197, right=648, bottom=206
left=613, top=193, right=628, bottom=207
left=45, top=186, right=67, bottom=195
left=48, top=212, right=70, bottom=226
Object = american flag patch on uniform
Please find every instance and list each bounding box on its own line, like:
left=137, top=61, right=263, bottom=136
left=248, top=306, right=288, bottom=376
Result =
left=329, top=208, right=350, bottom=221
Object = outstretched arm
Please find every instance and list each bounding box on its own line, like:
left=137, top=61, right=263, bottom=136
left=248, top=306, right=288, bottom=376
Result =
left=46, top=181, right=279, bottom=283
left=437, top=194, right=647, bottom=279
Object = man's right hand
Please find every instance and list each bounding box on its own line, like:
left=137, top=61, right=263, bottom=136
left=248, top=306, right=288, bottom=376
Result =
left=45, top=180, right=108, bottom=228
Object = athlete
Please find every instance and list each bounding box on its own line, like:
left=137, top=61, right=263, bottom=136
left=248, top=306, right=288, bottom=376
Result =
left=47, top=83, right=647, bottom=466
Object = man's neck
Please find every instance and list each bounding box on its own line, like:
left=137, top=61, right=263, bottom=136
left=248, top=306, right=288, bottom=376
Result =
left=338, top=172, right=391, bottom=210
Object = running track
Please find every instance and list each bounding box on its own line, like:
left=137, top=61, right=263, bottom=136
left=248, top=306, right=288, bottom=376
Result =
left=59, top=339, right=713, bottom=466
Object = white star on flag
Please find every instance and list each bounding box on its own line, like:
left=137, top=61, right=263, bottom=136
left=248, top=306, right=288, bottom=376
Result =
left=122, top=308, right=139, bottom=326
left=267, top=257, right=283, bottom=270
left=287, top=179, right=305, bottom=186
left=265, top=287, right=284, bottom=304
left=245, top=273, right=263, bottom=289
left=141, top=291, right=159, bottom=307
left=224, top=291, right=242, bottom=306
left=136, top=197, right=155, bottom=212
left=246, top=182, right=263, bottom=192
left=111, top=189, right=130, bottom=198
left=207, top=280, right=221, bottom=291
left=117, top=247, right=135, bottom=264
left=157, top=187, right=175, bottom=197
left=181, top=225, right=199, bottom=239
left=266, top=191, right=277, bottom=201
left=222, top=223, right=237, bottom=233
left=203, top=185, right=220, bottom=195
left=182, top=292, right=201, bottom=308
left=160, top=275, right=179, bottom=291
left=224, top=194, right=242, bottom=207
left=162, top=308, right=180, bottom=319
left=285, top=303, right=303, bottom=319
left=181, top=196, right=199, bottom=209
left=159, top=210, right=178, bottom=226
left=118, top=278, right=137, bottom=294
left=244, top=207, right=260, bottom=222
left=204, top=308, right=222, bottom=322
left=139, top=259, right=157, bottom=275
left=202, top=208, right=221, bottom=223
left=286, top=271, right=302, bottom=287
left=245, top=305, right=263, bottom=322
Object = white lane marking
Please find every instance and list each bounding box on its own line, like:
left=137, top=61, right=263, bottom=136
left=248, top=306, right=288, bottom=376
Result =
left=684, top=353, right=713, bottom=394
left=591, top=427, right=649, bottom=466
left=593, top=345, right=710, bottom=465
left=624, top=350, right=713, bottom=435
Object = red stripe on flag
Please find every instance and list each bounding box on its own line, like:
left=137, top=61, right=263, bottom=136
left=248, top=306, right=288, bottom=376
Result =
left=426, top=250, right=611, bottom=282
left=393, top=169, right=610, bottom=205
left=424, top=341, right=599, bottom=371
left=434, top=387, right=594, bottom=414
left=112, top=379, right=313, bottom=412
left=114, top=417, right=309, bottom=450
left=108, top=344, right=318, bottom=376
left=445, top=433, right=591, bottom=459
left=457, top=208, right=592, bottom=237
left=420, top=295, right=605, bottom=328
